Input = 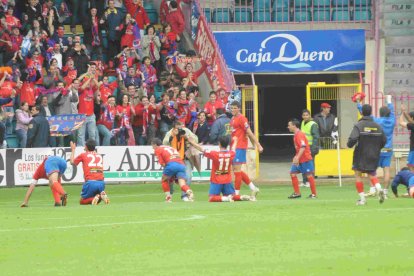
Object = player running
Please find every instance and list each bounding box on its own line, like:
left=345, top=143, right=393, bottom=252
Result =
left=151, top=138, right=194, bottom=202
left=188, top=136, right=251, bottom=202
left=20, top=156, right=68, bottom=207
left=70, top=139, right=110, bottom=205
left=229, top=101, right=263, bottom=200
left=287, top=119, right=317, bottom=199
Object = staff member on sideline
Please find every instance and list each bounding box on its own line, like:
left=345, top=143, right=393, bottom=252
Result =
left=300, top=109, right=319, bottom=187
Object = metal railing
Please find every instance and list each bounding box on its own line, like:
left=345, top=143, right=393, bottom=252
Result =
left=198, top=0, right=374, bottom=36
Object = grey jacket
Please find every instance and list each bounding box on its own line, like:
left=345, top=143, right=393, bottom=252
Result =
left=53, top=90, right=79, bottom=115
left=209, top=114, right=231, bottom=144
left=141, top=35, right=161, bottom=61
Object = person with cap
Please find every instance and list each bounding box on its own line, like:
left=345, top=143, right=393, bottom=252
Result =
left=399, top=104, right=414, bottom=171
left=313, top=102, right=337, bottom=149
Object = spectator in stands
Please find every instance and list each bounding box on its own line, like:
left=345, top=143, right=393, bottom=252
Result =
left=98, top=75, right=118, bottom=104
left=26, top=105, right=50, bottom=148
left=101, top=0, right=123, bottom=60
left=53, top=80, right=78, bottom=116
left=209, top=108, right=230, bottom=145
left=174, top=61, right=207, bottom=87
left=147, top=94, right=159, bottom=143
left=193, top=111, right=209, bottom=145
left=3, top=27, right=22, bottom=64
left=217, top=88, right=229, bottom=107
left=50, top=43, right=63, bottom=69
left=0, top=88, right=16, bottom=147
left=25, top=0, right=43, bottom=28
left=69, top=78, right=80, bottom=114
left=82, top=7, right=104, bottom=61
left=166, top=0, right=184, bottom=36
left=77, top=65, right=99, bottom=146
left=116, top=46, right=141, bottom=71
left=140, top=56, right=157, bottom=95
left=116, top=93, right=135, bottom=145
left=62, top=58, right=77, bottom=85
left=204, top=91, right=224, bottom=126
left=133, top=95, right=148, bottom=145
left=124, top=0, right=150, bottom=38
left=68, top=0, right=81, bottom=34
left=314, top=102, right=337, bottom=149
left=5, top=5, right=21, bottom=31
left=96, top=95, right=117, bottom=146
left=19, top=66, right=40, bottom=106
left=142, top=25, right=161, bottom=75
left=158, top=92, right=175, bottom=139
left=67, top=41, right=90, bottom=75
left=159, top=23, right=179, bottom=66
left=15, top=101, right=32, bottom=148
left=160, top=0, right=191, bottom=25
left=119, top=14, right=138, bottom=49
left=187, top=90, right=199, bottom=128
left=123, top=66, right=143, bottom=89
left=26, top=19, right=43, bottom=42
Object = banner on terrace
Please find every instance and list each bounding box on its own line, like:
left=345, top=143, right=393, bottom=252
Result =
left=3, top=146, right=216, bottom=187
left=213, top=29, right=366, bottom=73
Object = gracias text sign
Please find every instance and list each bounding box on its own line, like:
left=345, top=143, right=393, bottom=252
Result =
left=213, top=29, right=366, bottom=73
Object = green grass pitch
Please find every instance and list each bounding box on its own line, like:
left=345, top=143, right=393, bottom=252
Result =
left=1, top=183, right=413, bottom=275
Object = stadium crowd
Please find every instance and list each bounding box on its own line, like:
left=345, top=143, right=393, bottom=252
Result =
left=0, top=0, right=236, bottom=149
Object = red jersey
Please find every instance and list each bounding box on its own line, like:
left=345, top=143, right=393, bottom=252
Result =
left=293, top=131, right=312, bottom=163
left=78, top=88, right=95, bottom=116
left=230, top=114, right=249, bottom=149
left=204, top=100, right=224, bottom=125
left=204, top=150, right=235, bottom=184
left=154, top=146, right=184, bottom=166
left=0, top=80, right=16, bottom=107
left=73, top=151, right=105, bottom=181
left=99, top=81, right=118, bottom=104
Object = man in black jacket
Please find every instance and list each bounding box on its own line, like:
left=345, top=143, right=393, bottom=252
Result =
left=347, top=104, right=386, bottom=206
left=82, top=7, right=104, bottom=61
left=27, top=106, right=50, bottom=148
left=314, top=102, right=337, bottom=149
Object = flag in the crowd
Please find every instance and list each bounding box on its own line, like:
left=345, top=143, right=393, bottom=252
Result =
left=132, top=24, right=141, bottom=49
left=47, top=114, right=86, bottom=136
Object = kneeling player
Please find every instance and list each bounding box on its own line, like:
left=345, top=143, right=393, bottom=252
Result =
left=70, top=139, right=109, bottom=205
left=21, top=156, right=68, bottom=207
left=152, top=138, right=194, bottom=202
left=188, top=136, right=250, bottom=202
left=391, top=167, right=414, bottom=198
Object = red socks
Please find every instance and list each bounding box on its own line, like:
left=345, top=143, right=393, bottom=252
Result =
left=232, top=195, right=241, bottom=201
left=234, top=172, right=242, bottom=191
left=80, top=198, right=94, bottom=205
left=209, top=196, right=222, bottom=202
left=180, top=185, right=190, bottom=193
left=291, top=175, right=300, bottom=194
left=308, top=175, right=317, bottom=195
left=50, top=181, right=65, bottom=203
left=356, top=181, right=364, bottom=193
left=51, top=189, right=60, bottom=203
left=241, top=172, right=251, bottom=185
left=370, top=177, right=379, bottom=186
left=161, top=180, right=170, bottom=192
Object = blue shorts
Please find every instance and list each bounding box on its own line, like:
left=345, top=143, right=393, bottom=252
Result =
left=209, top=183, right=235, bottom=196
left=45, top=156, right=67, bottom=176
left=290, top=160, right=314, bottom=175
left=163, top=161, right=187, bottom=180
left=81, top=180, right=105, bottom=199
left=408, top=151, right=414, bottom=167
left=408, top=176, right=414, bottom=188
left=378, top=155, right=392, bottom=168
left=233, top=149, right=247, bottom=164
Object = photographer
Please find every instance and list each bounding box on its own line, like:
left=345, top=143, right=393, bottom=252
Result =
left=163, top=120, right=198, bottom=201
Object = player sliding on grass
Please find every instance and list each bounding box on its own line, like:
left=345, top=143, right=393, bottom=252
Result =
left=70, top=139, right=110, bottom=205
left=391, top=167, right=414, bottom=198
left=188, top=136, right=251, bottom=202
left=287, top=119, right=317, bottom=199
left=152, top=138, right=194, bottom=202
left=20, top=156, right=68, bottom=207
left=230, top=101, right=262, bottom=200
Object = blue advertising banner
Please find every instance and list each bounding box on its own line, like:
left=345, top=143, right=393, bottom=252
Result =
left=213, top=30, right=366, bottom=73
left=47, top=114, right=86, bottom=136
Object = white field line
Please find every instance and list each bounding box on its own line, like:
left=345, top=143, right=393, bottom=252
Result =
left=0, top=215, right=206, bottom=232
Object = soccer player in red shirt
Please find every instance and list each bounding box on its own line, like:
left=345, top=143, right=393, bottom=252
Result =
left=152, top=138, right=194, bottom=202
left=287, top=119, right=317, bottom=199
left=188, top=136, right=251, bottom=202
left=20, top=156, right=68, bottom=207
left=70, top=139, right=110, bottom=205
left=230, top=101, right=263, bottom=200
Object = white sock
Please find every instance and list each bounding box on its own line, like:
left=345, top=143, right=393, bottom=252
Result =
left=384, top=188, right=388, bottom=195
left=369, top=186, right=376, bottom=193
left=221, top=196, right=230, bottom=202
left=359, top=192, right=366, bottom=202
left=248, top=183, right=257, bottom=191
left=165, top=192, right=171, bottom=196
left=235, top=190, right=240, bottom=195
left=375, top=183, right=382, bottom=191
